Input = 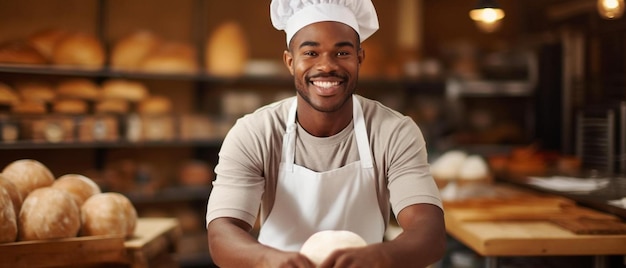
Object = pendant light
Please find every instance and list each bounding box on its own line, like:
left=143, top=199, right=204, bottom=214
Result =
left=597, top=0, right=625, bottom=19
left=469, top=0, right=505, bottom=33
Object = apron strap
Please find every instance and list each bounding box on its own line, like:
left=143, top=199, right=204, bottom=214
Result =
left=282, top=98, right=298, bottom=172
left=352, top=95, right=373, bottom=169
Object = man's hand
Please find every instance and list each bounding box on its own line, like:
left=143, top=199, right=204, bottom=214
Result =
left=318, top=245, right=392, bottom=268
left=256, top=250, right=316, bottom=268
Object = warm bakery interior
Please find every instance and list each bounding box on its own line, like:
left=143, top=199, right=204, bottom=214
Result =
left=0, top=0, right=625, bottom=267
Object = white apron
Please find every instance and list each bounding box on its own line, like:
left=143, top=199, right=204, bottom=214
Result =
left=257, top=95, right=385, bottom=251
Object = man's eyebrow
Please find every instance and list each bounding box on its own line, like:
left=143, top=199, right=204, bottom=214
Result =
left=299, top=41, right=319, bottom=49
left=298, top=41, right=356, bottom=49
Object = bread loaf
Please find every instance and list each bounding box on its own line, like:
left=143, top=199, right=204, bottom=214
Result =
left=0, top=83, right=19, bottom=106
left=56, top=78, right=100, bottom=100
left=19, top=187, right=81, bottom=240
left=95, top=99, right=129, bottom=114
left=205, top=21, right=249, bottom=77
left=80, top=192, right=137, bottom=238
left=0, top=174, right=23, bottom=216
left=137, top=96, right=172, bottom=114
left=27, top=28, right=70, bottom=60
left=52, top=174, right=101, bottom=206
left=139, top=41, right=198, bottom=74
left=11, top=100, right=46, bottom=114
left=0, top=40, right=48, bottom=65
left=0, top=185, right=17, bottom=243
left=110, top=30, right=161, bottom=71
left=15, top=81, right=56, bottom=103
left=2, top=159, right=55, bottom=200
left=52, top=32, right=105, bottom=69
left=52, top=99, right=88, bottom=114
left=101, top=79, right=149, bottom=102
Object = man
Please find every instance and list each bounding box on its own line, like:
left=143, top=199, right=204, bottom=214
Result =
left=206, top=0, right=445, bottom=267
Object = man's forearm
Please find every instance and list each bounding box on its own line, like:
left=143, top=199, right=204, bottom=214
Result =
left=387, top=204, right=446, bottom=267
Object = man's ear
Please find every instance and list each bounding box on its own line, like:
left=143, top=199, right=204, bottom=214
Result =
left=283, top=50, right=295, bottom=75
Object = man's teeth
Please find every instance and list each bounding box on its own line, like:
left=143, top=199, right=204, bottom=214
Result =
left=312, top=81, right=339, bottom=88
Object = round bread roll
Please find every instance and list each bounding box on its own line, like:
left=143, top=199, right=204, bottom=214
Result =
left=15, top=81, right=56, bottom=103
left=0, top=174, right=23, bottom=216
left=0, top=82, right=19, bottom=106
left=137, top=96, right=172, bottom=114
left=430, top=150, right=468, bottom=188
left=11, top=100, right=47, bottom=114
left=101, top=79, right=149, bottom=102
left=0, top=185, right=18, bottom=243
left=52, top=32, right=105, bottom=69
left=95, top=99, right=129, bottom=114
left=52, top=174, right=101, bottom=206
left=80, top=192, right=137, bottom=238
left=139, top=41, right=198, bottom=74
left=2, top=159, right=55, bottom=200
left=56, top=78, right=100, bottom=100
left=458, top=155, right=490, bottom=181
left=205, top=21, right=249, bottom=77
left=27, top=28, right=70, bottom=60
left=0, top=40, right=48, bottom=65
left=19, top=187, right=81, bottom=240
left=110, top=30, right=161, bottom=71
left=52, top=99, right=88, bottom=114
left=300, top=230, right=367, bottom=266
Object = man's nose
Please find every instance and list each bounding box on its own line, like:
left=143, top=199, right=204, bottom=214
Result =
left=315, top=54, right=338, bottom=72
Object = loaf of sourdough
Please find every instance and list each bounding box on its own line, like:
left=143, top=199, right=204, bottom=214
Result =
left=110, top=30, right=161, bottom=71
left=27, top=28, right=70, bottom=61
left=2, top=159, right=55, bottom=200
left=0, top=181, right=18, bottom=243
left=14, top=81, right=56, bottom=103
left=56, top=78, right=101, bottom=101
left=101, top=79, right=149, bottom=102
left=139, top=41, right=198, bottom=74
left=0, top=40, right=48, bottom=65
left=19, top=187, right=81, bottom=240
left=52, top=174, right=101, bottom=206
left=0, top=174, right=23, bottom=217
left=52, top=32, right=105, bottom=69
left=80, top=192, right=137, bottom=238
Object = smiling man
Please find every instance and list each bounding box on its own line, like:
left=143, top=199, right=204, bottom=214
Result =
left=206, top=1, right=446, bottom=267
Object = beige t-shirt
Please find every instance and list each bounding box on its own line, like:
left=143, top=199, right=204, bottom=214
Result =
left=206, top=95, right=442, bottom=228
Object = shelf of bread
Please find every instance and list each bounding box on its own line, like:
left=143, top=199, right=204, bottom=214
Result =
left=0, top=24, right=252, bottom=77
left=0, top=77, right=228, bottom=147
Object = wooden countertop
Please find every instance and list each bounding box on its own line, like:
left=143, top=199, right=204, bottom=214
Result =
left=443, top=184, right=626, bottom=257
left=0, top=217, right=182, bottom=268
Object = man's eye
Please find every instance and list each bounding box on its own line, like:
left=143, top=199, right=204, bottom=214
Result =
left=304, top=51, right=317, bottom=56
left=337, top=51, right=350, bottom=56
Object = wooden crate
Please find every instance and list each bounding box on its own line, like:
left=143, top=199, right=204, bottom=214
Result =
left=0, top=218, right=182, bottom=268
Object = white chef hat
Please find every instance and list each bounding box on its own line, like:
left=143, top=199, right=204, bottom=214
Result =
left=270, top=0, right=379, bottom=46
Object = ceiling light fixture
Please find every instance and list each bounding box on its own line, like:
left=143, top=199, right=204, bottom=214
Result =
left=597, top=0, right=625, bottom=19
left=469, top=0, right=505, bottom=33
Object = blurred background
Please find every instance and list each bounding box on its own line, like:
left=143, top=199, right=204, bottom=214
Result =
left=0, top=0, right=625, bottom=267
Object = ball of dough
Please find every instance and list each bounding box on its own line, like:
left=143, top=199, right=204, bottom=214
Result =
left=80, top=192, right=137, bottom=238
left=0, top=185, right=18, bottom=243
left=2, top=159, right=55, bottom=200
left=300, top=230, right=367, bottom=266
left=19, top=187, right=81, bottom=241
left=52, top=174, right=101, bottom=207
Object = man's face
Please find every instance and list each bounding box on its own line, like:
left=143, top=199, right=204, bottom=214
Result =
left=283, top=21, right=363, bottom=113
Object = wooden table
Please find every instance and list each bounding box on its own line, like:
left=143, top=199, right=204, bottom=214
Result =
left=443, top=184, right=626, bottom=268
left=0, top=217, right=182, bottom=268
